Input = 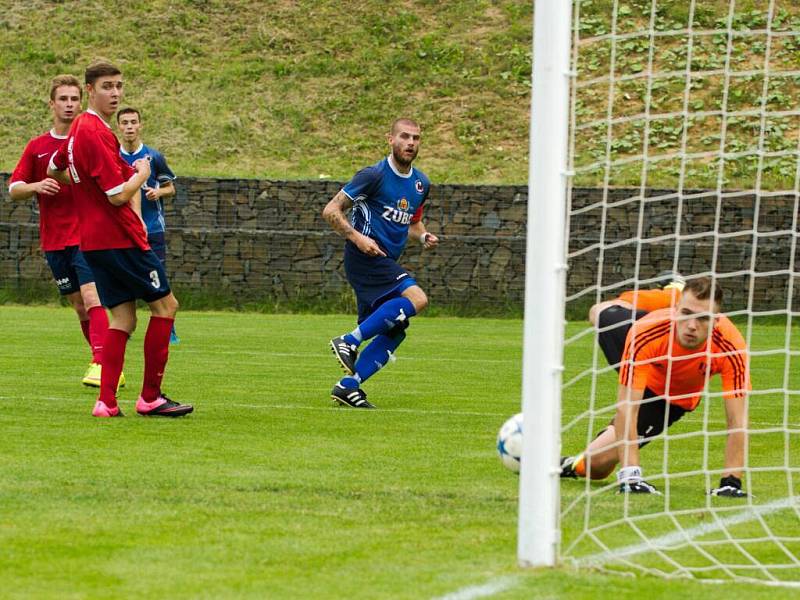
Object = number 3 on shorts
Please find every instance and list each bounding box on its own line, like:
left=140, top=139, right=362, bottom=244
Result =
left=149, top=270, right=161, bottom=289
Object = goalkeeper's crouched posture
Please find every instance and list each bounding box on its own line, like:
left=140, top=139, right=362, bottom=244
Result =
left=560, top=276, right=751, bottom=496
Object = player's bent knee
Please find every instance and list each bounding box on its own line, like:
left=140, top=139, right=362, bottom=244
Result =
left=404, top=287, right=428, bottom=313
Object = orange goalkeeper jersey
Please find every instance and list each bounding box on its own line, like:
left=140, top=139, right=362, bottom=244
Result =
left=619, top=308, right=750, bottom=411
left=618, top=288, right=681, bottom=312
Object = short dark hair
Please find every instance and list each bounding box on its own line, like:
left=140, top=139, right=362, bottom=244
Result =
left=391, top=118, right=420, bottom=134
left=50, top=74, right=82, bottom=101
left=117, top=107, right=141, bottom=123
left=684, top=276, right=724, bottom=309
left=85, top=60, right=121, bottom=86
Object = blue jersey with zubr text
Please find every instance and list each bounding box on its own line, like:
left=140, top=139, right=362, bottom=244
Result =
left=119, top=144, right=176, bottom=234
left=342, top=156, right=430, bottom=260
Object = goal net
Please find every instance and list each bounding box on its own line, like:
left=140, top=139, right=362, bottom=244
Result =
left=521, top=0, right=800, bottom=588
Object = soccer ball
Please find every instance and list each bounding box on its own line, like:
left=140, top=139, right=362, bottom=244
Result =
left=497, top=413, right=523, bottom=473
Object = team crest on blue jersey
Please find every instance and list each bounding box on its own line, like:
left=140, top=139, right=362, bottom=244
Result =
left=415, top=179, right=424, bottom=194
left=398, top=197, right=409, bottom=211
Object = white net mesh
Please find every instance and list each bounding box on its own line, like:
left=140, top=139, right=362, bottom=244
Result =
left=559, top=0, right=800, bottom=587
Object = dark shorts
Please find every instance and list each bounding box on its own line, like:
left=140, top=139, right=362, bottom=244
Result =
left=148, top=231, right=166, bottom=264
left=597, top=305, right=648, bottom=371
left=344, top=241, right=417, bottom=323
left=82, top=247, right=171, bottom=309
left=45, top=245, right=95, bottom=295
left=600, top=389, right=688, bottom=449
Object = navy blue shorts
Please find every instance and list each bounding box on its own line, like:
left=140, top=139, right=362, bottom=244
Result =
left=45, top=245, right=95, bottom=295
left=148, top=231, right=166, bottom=264
left=343, top=241, right=417, bottom=323
left=82, top=247, right=171, bottom=309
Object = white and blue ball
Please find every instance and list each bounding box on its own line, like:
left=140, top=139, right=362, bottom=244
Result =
left=497, top=413, right=523, bottom=473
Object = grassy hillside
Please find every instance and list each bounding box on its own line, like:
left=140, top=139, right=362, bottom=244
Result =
left=1, top=1, right=798, bottom=186
left=0, top=0, right=533, bottom=183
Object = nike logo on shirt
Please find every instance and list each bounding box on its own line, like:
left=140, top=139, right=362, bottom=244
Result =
left=37, top=153, right=49, bottom=158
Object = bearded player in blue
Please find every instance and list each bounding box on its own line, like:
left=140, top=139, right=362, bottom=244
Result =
left=323, top=118, right=440, bottom=409
left=117, top=107, right=180, bottom=343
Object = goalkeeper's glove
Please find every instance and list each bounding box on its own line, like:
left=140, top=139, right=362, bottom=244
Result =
left=708, top=475, right=748, bottom=498
left=617, top=466, right=661, bottom=495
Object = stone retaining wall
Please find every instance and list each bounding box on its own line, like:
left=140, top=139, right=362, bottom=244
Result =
left=1, top=174, right=797, bottom=312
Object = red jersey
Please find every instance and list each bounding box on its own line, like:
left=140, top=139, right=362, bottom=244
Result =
left=52, top=110, right=148, bottom=252
left=9, top=130, right=80, bottom=251
left=620, top=308, right=750, bottom=411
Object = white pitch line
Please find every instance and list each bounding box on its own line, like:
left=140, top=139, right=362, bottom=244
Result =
left=432, top=576, right=518, bottom=600
left=579, top=496, right=800, bottom=567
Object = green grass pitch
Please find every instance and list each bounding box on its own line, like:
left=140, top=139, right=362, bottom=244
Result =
left=0, top=305, right=797, bottom=599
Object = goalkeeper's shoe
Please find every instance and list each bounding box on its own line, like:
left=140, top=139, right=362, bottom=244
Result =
left=560, top=454, right=583, bottom=478
left=136, top=394, right=194, bottom=417
left=618, top=479, right=661, bottom=494
left=708, top=475, right=748, bottom=498
left=82, top=363, right=126, bottom=390
left=92, top=400, right=123, bottom=418
left=616, top=466, right=661, bottom=494
left=331, top=383, right=375, bottom=409
left=330, top=336, right=358, bottom=375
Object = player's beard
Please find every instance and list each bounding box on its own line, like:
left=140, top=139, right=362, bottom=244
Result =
left=392, top=146, right=417, bottom=169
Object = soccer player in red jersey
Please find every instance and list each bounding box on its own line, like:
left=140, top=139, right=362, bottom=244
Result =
left=8, top=74, right=116, bottom=388
left=561, top=277, right=751, bottom=497
left=48, top=60, right=192, bottom=418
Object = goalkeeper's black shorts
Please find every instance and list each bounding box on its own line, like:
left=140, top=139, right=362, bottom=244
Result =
left=597, top=305, right=648, bottom=371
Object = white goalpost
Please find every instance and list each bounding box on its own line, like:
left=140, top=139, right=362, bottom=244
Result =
left=520, top=0, right=800, bottom=587
left=518, top=0, right=573, bottom=568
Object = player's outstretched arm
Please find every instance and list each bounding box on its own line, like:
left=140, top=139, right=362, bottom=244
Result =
left=710, top=394, right=749, bottom=498
left=108, top=158, right=151, bottom=206
left=408, top=221, right=439, bottom=250
left=322, top=190, right=386, bottom=257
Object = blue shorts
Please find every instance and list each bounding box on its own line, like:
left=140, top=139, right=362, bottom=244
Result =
left=343, top=241, right=417, bottom=323
left=45, top=245, right=95, bottom=295
left=148, top=231, right=166, bottom=264
left=82, top=247, right=171, bottom=309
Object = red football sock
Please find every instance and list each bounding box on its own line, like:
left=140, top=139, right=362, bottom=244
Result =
left=141, top=316, right=174, bottom=402
left=99, top=328, right=128, bottom=408
left=80, top=319, right=91, bottom=346
left=87, top=306, right=109, bottom=364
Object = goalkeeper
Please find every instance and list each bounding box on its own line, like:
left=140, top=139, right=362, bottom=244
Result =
left=561, top=276, right=751, bottom=496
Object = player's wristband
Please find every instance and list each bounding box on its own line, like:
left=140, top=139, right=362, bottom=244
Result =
left=420, top=232, right=430, bottom=244
left=617, top=466, right=643, bottom=483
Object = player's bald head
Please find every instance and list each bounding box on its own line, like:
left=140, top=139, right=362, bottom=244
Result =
left=391, top=118, right=420, bottom=135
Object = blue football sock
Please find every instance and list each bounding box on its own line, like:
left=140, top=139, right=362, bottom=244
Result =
left=354, top=331, right=407, bottom=384
left=355, top=297, right=416, bottom=342
left=339, top=376, right=361, bottom=389
left=343, top=332, right=361, bottom=346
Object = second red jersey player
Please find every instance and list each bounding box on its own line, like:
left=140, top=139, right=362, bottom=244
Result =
left=49, top=60, right=192, bottom=419
left=8, top=74, right=113, bottom=388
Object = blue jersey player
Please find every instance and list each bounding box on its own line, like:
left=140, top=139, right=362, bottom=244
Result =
left=117, top=107, right=180, bottom=343
left=323, top=118, right=439, bottom=408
